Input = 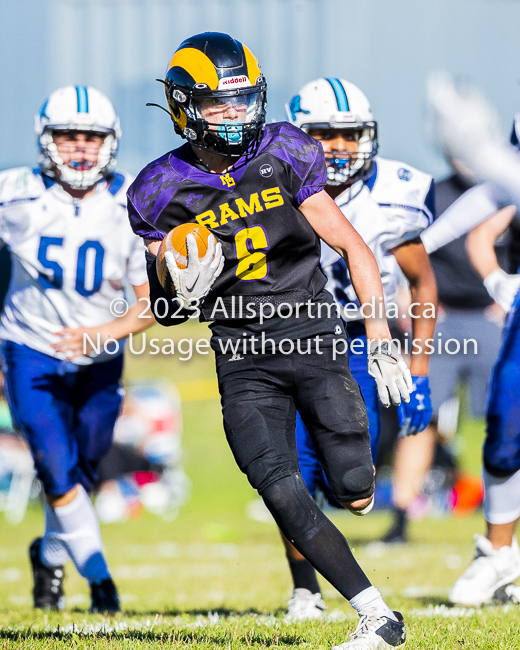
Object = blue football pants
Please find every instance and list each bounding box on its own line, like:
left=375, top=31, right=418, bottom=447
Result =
left=1, top=341, right=124, bottom=495
left=485, top=293, right=520, bottom=475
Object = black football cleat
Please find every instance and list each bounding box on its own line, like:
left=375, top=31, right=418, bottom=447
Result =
left=90, top=577, right=121, bottom=613
left=29, top=538, right=65, bottom=610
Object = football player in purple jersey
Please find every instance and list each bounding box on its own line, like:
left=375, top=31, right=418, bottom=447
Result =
left=128, top=32, right=412, bottom=649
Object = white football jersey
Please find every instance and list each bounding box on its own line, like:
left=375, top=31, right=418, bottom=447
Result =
left=0, top=167, right=147, bottom=365
left=321, top=156, right=434, bottom=318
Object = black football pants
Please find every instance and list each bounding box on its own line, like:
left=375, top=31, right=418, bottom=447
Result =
left=214, top=337, right=375, bottom=600
left=216, top=337, right=374, bottom=502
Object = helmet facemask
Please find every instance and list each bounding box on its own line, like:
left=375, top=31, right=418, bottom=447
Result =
left=307, top=123, right=378, bottom=186
left=38, top=127, right=118, bottom=190
left=166, top=83, right=267, bottom=158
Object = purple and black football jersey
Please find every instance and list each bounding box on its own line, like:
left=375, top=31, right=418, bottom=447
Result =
left=127, top=122, right=328, bottom=320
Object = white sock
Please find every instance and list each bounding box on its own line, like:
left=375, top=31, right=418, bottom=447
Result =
left=483, top=467, right=520, bottom=525
left=40, top=503, right=70, bottom=567
left=349, top=586, right=397, bottom=621
left=50, top=485, right=111, bottom=584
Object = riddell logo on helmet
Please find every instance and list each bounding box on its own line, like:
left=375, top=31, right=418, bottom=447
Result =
left=222, top=76, right=247, bottom=86
left=218, top=76, right=250, bottom=90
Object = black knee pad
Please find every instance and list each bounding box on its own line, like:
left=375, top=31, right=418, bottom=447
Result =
left=311, top=424, right=374, bottom=503
left=330, top=463, right=375, bottom=504
left=261, top=473, right=328, bottom=545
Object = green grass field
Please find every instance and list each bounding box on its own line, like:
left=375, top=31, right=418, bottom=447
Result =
left=1, top=322, right=519, bottom=648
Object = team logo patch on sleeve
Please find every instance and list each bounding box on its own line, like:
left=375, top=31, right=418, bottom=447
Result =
left=259, top=164, right=273, bottom=178
left=398, top=168, right=412, bottom=181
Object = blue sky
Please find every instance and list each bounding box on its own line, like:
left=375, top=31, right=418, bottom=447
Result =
left=1, top=0, right=519, bottom=179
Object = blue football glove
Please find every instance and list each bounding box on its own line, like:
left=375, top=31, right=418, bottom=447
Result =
left=397, top=375, right=432, bottom=437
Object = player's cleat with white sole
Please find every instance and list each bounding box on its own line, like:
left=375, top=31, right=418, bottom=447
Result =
left=90, top=577, right=120, bottom=613
left=29, top=538, right=65, bottom=611
left=449, top=534, right=520, bottom=607
left=332, top=609, right=406, bottom=649
left=286, top=588, right=326, bottom=621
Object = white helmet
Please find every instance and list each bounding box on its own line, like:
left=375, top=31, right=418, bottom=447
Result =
left=286, top=78, right=377, bottom=185
left=35, top=86, right=122, bottom=190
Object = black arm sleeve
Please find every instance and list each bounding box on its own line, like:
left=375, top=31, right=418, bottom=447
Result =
left=146, top=250, right=191, bottom=326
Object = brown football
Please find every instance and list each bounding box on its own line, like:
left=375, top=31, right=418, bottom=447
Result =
left=156, top=223, right=215, bottom=295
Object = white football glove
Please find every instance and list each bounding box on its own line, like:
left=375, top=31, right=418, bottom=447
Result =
left=165, top=233, right=224, bottom=310
left=427, top=71, right=502, bottom=183
left=367, top=340, right=413, bottom=408
left=483, top=269, right=520, bottom=313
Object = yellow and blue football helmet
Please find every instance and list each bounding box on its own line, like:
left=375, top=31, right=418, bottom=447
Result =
left=163, top=32, right=267, bottom=157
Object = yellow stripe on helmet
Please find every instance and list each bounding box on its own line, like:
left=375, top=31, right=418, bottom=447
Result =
left=242, top=45, right=262, bottom=86
left=172, top=106, right=187, bottom=131
left=167, top=48, right=219, bottom=89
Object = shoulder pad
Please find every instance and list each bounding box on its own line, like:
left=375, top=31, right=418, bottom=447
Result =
left=0, top=167, right=44, bottom=206
left=371, top=157, right=434, bottom=211
left=127, top=152, right=184, bottom=235
left=107, top=170, right=134, bottom=201
left=259, top=122, right=323, bottom=180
